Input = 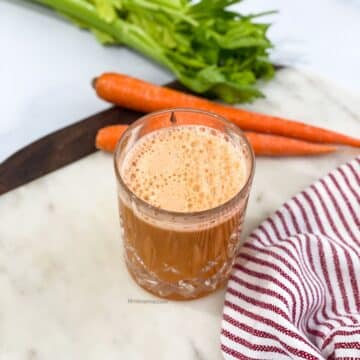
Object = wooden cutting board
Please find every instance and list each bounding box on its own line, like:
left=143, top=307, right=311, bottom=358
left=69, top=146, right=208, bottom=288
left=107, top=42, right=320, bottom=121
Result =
left=0, top=80, right=191, bottom=196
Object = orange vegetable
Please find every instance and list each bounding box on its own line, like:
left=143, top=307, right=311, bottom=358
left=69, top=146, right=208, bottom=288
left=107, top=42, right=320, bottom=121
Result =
left=245, top=132, right=336, bottom=156
left=94, top=72, right=360, bottom=147
left=95, top=124, right=127, bottom=152
left=95, top=125, right=337, bottom=157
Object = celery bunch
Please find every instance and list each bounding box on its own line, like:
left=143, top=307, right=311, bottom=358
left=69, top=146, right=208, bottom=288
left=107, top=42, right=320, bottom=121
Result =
left=31, top=0, right=275, bottom=103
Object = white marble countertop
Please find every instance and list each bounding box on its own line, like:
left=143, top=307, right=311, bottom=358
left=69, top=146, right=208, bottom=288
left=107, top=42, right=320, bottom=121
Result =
left=1, top=0, right=360, bottom=162
left=0, top=69, right=359, bottom=359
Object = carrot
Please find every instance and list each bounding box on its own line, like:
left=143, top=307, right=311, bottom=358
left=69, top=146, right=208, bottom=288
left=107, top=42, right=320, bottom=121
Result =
left=95, top=124, right=127, bottom=152
left=95, top=124, right=337, bottom=156
left=245, top=132, right=336, bottom=156
left=94, top=73, right=360, bottom=147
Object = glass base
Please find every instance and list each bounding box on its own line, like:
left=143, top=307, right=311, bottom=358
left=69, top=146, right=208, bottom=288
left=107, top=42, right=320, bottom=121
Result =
left=125, top=258, right=232, bottom=300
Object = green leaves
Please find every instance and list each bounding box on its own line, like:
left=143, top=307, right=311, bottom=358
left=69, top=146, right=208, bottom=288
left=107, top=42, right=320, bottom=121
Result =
left=32, top=0, right=275, bottom=103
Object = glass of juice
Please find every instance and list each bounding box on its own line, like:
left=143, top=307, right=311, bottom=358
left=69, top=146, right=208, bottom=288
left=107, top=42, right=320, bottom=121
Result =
left=114, top=108, right=255, bottom=300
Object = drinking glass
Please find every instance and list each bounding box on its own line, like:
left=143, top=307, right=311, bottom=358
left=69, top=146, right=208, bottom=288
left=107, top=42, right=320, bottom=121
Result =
left=114, top=108, right=255, bottom=300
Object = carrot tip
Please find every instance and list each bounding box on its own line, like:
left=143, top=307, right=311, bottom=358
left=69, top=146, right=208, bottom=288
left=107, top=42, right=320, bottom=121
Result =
left=95, top=131, right=102, bottom=150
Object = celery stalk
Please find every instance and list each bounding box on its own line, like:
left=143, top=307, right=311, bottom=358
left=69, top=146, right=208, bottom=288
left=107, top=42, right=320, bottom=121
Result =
left=28, top=0, right=275, bottom=103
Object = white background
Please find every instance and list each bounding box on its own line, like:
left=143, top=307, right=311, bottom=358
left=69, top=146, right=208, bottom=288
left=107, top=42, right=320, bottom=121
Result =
left=1, top=0, right=359, bottom=162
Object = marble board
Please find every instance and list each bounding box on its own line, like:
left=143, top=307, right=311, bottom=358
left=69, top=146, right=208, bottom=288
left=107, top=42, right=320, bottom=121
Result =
left=0, top=69, right=359, bottom=360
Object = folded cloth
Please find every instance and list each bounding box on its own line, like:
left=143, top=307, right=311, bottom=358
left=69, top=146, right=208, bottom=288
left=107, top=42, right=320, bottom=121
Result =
left=221, top=157, right=360, bottom=360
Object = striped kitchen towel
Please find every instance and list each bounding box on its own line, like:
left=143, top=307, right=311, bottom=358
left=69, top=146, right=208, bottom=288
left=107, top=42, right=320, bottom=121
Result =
left=221, top=157, right=360, bottom=360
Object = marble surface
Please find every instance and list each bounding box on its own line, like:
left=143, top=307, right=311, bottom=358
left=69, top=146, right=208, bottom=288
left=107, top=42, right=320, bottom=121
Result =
left=0, top=68, right=359, bottom=359
left=1, top=0, right=360, bottom=162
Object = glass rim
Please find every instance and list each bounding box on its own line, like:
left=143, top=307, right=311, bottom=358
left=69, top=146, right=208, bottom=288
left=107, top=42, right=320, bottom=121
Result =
left=113, top=107, right=255, bottom=219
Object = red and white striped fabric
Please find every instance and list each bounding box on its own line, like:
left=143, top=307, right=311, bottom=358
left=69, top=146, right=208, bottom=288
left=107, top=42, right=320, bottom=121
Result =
left=221, top=157, right=360, bottom=360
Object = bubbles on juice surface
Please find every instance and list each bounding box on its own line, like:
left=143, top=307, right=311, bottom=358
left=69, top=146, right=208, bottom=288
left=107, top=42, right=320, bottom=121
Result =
left=121, top=125, right=247, bottom=212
